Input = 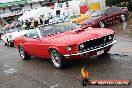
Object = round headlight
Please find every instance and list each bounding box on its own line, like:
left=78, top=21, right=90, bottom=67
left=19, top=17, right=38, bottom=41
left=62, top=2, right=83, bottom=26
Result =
left=66, top=46, right=72, bottom=51
left=80, top=44, right=85, bottom=49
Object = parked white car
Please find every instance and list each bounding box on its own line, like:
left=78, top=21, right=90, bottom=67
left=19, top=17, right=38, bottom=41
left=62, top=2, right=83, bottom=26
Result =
left=1, top=28, right=28, bottom=47
left=0, top=28, right=6, bottom=40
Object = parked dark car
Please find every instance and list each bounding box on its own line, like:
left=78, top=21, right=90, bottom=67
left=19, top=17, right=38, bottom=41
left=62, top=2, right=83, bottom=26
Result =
left=81, top=6, right=129, bottom=28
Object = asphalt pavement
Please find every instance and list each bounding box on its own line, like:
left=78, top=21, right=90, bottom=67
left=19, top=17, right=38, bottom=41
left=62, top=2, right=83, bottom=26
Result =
left=0, top=17, right=132, bottom=88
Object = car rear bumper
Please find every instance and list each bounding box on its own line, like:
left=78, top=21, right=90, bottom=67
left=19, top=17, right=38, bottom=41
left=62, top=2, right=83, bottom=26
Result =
left=64, top=39, right=117, bottom=57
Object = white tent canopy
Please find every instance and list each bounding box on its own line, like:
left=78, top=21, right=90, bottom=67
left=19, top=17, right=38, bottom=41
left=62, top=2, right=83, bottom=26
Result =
left=18, top=7, right=51, bottom=22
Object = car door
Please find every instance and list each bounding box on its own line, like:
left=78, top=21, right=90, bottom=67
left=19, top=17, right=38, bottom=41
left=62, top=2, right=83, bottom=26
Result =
left=111, top=7, right=121, bottom=21
left=23, top=29, right=43, bottom=57
left=113, top=7, right=122, bottom=20
left=105, top=8, right=114, bottom=24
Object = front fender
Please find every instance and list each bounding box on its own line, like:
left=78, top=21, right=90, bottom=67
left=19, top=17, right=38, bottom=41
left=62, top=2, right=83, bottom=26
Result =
left=48, top=44, right=78, bottom=56
left=48, top=46, right=61, bottom=53
left=48, top=46, right=67, bottom=56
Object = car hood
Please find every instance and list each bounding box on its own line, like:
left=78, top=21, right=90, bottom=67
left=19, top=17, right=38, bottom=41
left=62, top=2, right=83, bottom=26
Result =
left=69, top=15, right=82, bottom=21
left=44, top=28, right=114, bottom=45
left=70, top=14, right=87, bottom=22
left=82, top=16, right=100, bottom=24
left=5, top=30, right=28, bottom=39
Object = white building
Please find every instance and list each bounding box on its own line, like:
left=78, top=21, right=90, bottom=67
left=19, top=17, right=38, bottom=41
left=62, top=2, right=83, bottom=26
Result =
left=0, top=0, right=106, bottom=23
left=0, top=0, right=57, bottom=22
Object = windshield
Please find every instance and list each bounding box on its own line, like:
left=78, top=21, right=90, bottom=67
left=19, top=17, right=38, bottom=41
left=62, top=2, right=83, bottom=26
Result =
left=40, top=22, right=78, bottom=37
left=70, top=14, right=81, bottom=19
left=7, top=28, right=20, bottom=33
left=91, top=9, right=105, bottom=17
left=0, top=28, right=5, bottom=33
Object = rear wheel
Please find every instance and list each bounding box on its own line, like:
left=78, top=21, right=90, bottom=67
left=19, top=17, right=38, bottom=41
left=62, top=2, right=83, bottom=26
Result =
left=4, top=43, right=7, bottom=45
left=98, top=21, right=105, bottom=28
left=19, top=46, right=30, bottom=60
left=8, top=42, right=14, bottom=47
left=50, top=49, right=65, bottom=69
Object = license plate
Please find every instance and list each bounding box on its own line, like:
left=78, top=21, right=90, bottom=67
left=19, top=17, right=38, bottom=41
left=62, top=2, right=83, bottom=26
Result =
left=97, top=50, right=104, bottom=55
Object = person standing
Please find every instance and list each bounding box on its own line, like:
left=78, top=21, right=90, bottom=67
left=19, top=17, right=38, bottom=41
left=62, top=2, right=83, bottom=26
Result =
left=30, top=19, right=35, bottom=29
left=26, top=20, right=31, bottom=30
left=39, top=17, right=43, bottom=25
left=17, top=20, right=22, bottom=30
left=34, top=20, right=38, bottom=28
left=25, top=20, right=28, bottom=30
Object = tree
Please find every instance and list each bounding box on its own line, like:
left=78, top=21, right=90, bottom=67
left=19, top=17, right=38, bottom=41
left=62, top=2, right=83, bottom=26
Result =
left=106, top=0, right=130, bottom=6
left=106, top=0, right=111, bottom=6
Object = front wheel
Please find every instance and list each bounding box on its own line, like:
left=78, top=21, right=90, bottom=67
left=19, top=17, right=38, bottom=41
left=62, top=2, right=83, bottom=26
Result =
left=98, top=21, right=105, bottom=28
left=18, top=46, right=30, bottom=60
left=50, top=49, right=65, bottom=69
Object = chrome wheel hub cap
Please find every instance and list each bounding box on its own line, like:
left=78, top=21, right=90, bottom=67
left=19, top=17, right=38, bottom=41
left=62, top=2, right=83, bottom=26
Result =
left=51, top=50, right=61, bottom=67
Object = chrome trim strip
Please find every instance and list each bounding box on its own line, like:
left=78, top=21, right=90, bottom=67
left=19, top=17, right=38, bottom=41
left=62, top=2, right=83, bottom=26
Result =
left=64, top=39, right=117, bottom=57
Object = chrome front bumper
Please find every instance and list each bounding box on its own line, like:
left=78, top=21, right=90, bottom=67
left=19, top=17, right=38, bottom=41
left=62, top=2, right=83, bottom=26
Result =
left=64, top=39, right=117, bottom=57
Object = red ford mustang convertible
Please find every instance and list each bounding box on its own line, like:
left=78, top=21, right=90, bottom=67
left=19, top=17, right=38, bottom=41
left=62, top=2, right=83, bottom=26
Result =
left=14, top=22, right=117, bottom=69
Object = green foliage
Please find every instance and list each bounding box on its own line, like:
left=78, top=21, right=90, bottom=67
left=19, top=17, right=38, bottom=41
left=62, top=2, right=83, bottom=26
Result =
left=105, top=0, right=110, bottom=6
left=105, top=0, right=130, bottom=6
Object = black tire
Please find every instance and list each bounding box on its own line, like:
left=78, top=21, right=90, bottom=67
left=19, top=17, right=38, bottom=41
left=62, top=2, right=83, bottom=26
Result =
left=50, top=49, right=65, bottom=69
left=18, top=46, right=30, bottom=60
left=4, top=43, right=7, bottom=45
left=98, top=21, right=105, bottom=28
left=8, top=42, right=14, bottom=47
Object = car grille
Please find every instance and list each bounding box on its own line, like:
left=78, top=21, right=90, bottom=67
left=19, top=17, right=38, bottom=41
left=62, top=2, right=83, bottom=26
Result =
left=78, top=34, right=114, bottom=52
